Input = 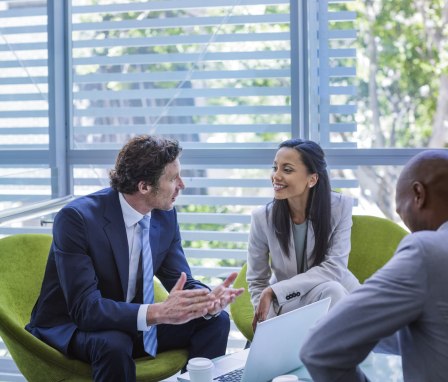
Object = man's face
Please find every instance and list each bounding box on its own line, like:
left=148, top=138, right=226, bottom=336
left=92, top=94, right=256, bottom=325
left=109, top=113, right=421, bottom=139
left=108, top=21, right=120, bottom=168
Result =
left=146, top=158, right=185, bottom=211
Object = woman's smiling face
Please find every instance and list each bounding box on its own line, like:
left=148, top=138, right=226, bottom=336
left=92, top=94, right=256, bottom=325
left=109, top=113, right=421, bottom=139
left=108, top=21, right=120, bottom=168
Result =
left=271, top=147, right=317, bottom=201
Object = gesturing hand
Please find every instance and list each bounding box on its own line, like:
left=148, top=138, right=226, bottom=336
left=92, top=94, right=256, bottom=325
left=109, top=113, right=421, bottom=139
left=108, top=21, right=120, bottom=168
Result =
left=252, top=286, right=274, bottom=332
left=207, top=272, right=245, bottom=316
left=146, top=272, right=215, bottom=325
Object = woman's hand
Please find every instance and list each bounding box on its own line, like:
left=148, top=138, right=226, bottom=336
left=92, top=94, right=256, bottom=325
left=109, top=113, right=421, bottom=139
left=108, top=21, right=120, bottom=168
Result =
left=252, top=287, right=274, bottom=332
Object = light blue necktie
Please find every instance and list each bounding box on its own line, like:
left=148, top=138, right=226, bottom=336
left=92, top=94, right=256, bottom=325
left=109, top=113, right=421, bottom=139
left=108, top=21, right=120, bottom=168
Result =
left=138, top=216, right=158, bottom=357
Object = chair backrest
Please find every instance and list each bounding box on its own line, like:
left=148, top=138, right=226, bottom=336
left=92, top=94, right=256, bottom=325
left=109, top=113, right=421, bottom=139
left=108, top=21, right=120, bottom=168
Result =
left=348, top=215, right=408, bottom=283
left=0, top=234, right=53, bottom=327
left=230, top=263, right=254, bottom=341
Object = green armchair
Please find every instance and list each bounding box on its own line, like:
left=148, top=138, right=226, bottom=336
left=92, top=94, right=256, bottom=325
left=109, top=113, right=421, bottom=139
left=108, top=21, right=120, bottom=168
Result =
left=230, top=215, right=409, bottom=342
left=0, top=233, right=188, bottom=382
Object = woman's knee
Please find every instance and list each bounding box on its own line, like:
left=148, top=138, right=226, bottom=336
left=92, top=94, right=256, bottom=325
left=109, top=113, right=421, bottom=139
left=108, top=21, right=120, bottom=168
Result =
left=318, top=281, right=348, bottom=307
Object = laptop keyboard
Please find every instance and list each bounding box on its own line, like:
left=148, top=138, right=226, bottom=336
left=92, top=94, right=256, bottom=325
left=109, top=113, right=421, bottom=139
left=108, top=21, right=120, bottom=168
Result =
left=213, top=367, right=244, bottom=382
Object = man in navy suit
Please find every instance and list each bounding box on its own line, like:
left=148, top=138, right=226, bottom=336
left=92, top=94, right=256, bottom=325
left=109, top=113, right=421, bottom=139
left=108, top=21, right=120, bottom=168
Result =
left=26, top=135, right=244, bottom=382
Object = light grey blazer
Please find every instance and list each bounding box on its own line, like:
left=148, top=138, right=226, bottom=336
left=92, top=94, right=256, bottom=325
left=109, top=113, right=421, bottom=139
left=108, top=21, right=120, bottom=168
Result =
left=300, top=221, right=448, bottom=382
left=246, top=192, right=359, bottom=310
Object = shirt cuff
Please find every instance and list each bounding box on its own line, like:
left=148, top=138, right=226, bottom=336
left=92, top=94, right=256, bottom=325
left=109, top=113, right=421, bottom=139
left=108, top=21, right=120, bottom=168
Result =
left=203, top=311, right=221, bottom=320
left=137, top=304, right=152, bottom=331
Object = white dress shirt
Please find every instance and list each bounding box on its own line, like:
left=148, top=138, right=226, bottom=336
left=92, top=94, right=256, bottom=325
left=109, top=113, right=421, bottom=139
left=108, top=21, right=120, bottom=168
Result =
left=118, top=193, right=152, bottom=331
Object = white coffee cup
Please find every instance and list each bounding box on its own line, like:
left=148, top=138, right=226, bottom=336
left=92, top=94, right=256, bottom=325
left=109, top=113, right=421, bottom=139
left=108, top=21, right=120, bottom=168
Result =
left=272, top=375, right=299, bottom=382
left=186, top=357, right=214, bottom=382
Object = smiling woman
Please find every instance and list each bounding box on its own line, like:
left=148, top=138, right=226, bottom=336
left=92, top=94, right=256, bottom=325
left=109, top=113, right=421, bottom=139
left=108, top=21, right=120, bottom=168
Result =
left=246, top=138, right=360, bottom=330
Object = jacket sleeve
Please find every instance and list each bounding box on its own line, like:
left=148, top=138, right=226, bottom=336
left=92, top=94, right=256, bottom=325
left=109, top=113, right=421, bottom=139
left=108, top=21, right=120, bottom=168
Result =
left=300, top=235, right=426, bottom=382
left=155, top=209, right=209, bottom=293
left=246, top=207, right=271, bottom=309
left=271, top=194, right=354, bottom=305
left=53, top=207, right=140, bottom=334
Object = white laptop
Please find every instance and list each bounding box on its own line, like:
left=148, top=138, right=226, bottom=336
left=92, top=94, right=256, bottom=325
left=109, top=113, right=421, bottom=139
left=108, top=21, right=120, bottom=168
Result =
left=177, top=297, right=331, bottom=382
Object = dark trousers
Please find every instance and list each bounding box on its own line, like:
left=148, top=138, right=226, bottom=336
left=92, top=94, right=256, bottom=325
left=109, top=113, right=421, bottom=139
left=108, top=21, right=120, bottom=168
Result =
left=68, top=311, right=230, bottom=382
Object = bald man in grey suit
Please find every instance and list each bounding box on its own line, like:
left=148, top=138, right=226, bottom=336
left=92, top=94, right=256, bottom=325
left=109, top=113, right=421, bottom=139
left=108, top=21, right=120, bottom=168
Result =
left=300, top=150, right=448, bottom=382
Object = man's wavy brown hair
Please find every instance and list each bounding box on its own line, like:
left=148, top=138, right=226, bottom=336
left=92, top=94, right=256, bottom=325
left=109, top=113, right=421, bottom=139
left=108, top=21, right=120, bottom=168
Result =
left=109, top=135, right=182, bottom=194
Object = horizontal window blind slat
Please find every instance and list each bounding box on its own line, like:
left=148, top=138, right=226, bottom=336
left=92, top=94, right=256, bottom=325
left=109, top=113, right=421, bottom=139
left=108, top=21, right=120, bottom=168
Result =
left=327, top=30, right=356, bottom=39
left=329, top=123, right=357, bottom=132
left=177, top=195, right=271, bottom=205
left=72, top=14, right=289, bottom=31
left=73, top=106, right=290, bottom=117
left=0, top=59, right=47, bottom=69
left=0, top=150, right=49, bottom=164
left=0, top=128, right=48, bottom=134
left=73, top=32, right=290, bottom=48
left=181, top=231, right=248, bottom=242
left=326, top=142, right=357, bottom=148
left=74, top=87, right=289, bottom=99
left=0, top=145, right=48, bottom=151
left=73, top=51, right=290, bottom=66
left=0, top=25, right=46, bottom=35
left=0, top=178, right=50, bottom=185
left=0, top=7, right=46, bottom=18
left=328, top=48, right=356, bottom=58
left=0, top=94, right=48, bottom=101
left=329, top=104, right=357, bottom=114
left=0, top=110, right=48, bottom=118
left=182, top=178, right=271, bottom=188
left=183, top=249, right=247, bottom=260
left=327, top=11, right=356, bottom=21
left=0, top=195, right=50, bottom=202
left=190, top=266, right=241, bottom=277
left=332, top=179, right=358, bottom=188
left=0, top=227, right=52, bottom=235
left=328, top=86, right=356, bottom=95
left=329, top=66, right=356, bottom=77
left=0, top=76, right=47, bottom=85
left=73, top=0, right=288, bottom=14
left=73, top=124, right=289, bottom=134
left=178, top=213, right=251, bottom=224
left=74, top=69, right=289, bottom=83
left=0, top=42, right=47, bottom=51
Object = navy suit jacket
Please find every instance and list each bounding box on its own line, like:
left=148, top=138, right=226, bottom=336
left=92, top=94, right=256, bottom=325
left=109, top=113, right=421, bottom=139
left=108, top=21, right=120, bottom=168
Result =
left=26, top=188, right=206, bottom=354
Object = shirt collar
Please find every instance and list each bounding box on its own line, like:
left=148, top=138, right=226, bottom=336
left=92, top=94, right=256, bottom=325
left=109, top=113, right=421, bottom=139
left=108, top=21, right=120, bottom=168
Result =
left=119, top=192, right=151, bottom=228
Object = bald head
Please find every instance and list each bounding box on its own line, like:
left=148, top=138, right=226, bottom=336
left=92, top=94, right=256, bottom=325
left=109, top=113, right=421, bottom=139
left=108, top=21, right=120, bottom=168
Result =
left=396, top=150, right=448, bottom=232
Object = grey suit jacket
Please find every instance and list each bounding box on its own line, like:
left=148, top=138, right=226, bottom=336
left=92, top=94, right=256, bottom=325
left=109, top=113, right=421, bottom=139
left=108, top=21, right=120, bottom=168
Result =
left=300, top=221, right=448, bottom=382
left=246, top=192, right=359, bottom=310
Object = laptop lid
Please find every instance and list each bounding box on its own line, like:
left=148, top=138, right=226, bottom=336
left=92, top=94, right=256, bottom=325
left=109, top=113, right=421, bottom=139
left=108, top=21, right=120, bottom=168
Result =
left=177, top=297, right=331, bottom=382
left=241, top=297, right=331, bottom=382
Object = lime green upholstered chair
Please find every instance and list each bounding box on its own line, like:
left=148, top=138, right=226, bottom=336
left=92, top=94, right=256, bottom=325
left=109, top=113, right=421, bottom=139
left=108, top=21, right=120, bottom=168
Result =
left=229, top=264, right=254, bottom=342
left=348, top=215, right=408, bottom=283
left=230, top=215, right=409, bottom=342
left=0, top=233, right=188, bottom=382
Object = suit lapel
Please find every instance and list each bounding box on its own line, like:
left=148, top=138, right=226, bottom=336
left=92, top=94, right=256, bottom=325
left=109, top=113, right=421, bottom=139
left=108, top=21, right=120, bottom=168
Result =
left=150, top=213, right=161, bottom=271
left=306, top=221, right=315, bottom=264
left=103, top=190, right=129, bottom=299
left=284, top=223, right=297, bottom=276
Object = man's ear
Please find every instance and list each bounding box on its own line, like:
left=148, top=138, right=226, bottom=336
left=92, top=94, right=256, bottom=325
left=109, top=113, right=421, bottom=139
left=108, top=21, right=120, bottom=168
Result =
left=412, top=181, right=426, bottom=208
left=138, top=181, right=151, bottom=194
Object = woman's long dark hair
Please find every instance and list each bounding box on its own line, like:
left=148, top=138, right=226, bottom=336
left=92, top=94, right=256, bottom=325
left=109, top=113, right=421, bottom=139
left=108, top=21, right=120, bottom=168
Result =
left=268, top=139, right=332, bottom=267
